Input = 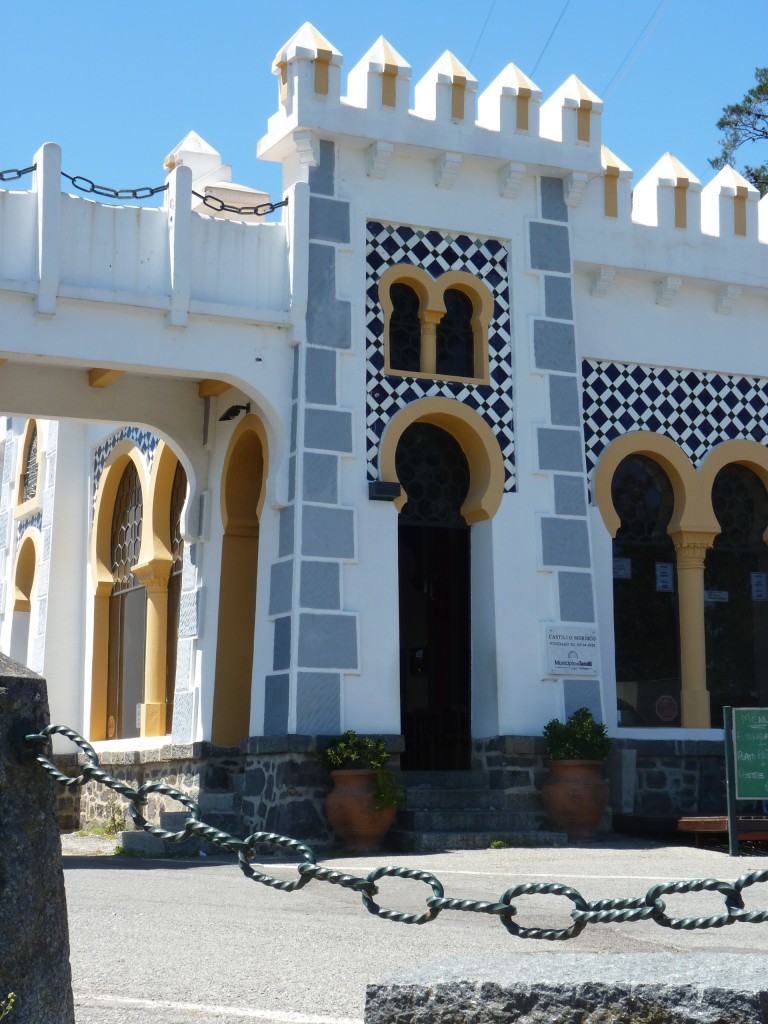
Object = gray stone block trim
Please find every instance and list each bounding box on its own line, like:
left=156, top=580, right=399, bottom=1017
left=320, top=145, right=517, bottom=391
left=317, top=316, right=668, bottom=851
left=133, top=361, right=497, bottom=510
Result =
left=308, top=139, right=335, bottom=196
left=365, top=954, right=768, bottom=1024
left=296, top=672, right=341, bottom=734
left=173, top=637, right=193, bottom=692
left=288, top=455, right=296, bottom=502
left=305, top=347, right=337, bottom=406
left=538, top=428, right=583, bottom=472
left=264, top=674, right=289, bottom=734
left=303, top=452, right=338, bottom=504
left=304, top=408, right=353, bottom=453
left=273, top=615, right=291, bottom=671
left=278, top=505, right=294, bottom=557
left=544, top=274, right=573, bottom=320
left=171, top=689, right=195, bottom=744
left=268, top=559, right=293, bottom=617
left=548, top=374, right=580, bottom=426
left=298, top=612, right=358, bottom=669
left=533, top=320, right=576, bottom=372
left=301, top=505, right=355, bottom=559
left=541, top=176, right=568, bottom=222
left=559, top=571, right=595, bottom=622
left=300, top=559, right=341, bottom=610
left=290, top=402, right=297, bottom=453
left=291, top=345, right=299, bottom=400
left=309, top=196, right=350, bottom=244
left=529, top=221, right=570, bottom=273
left=564, top=678, right=602, bottom=721
left=541, top=517, right=591, bottom=568
left=178, top=589, right=199, bottom=639
left=553, top=474, right=587, bottom=516
left=307, top=243, right=351, bottom=349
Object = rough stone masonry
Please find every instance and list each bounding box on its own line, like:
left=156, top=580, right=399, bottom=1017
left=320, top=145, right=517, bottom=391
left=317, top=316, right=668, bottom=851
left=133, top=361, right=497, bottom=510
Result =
left=0, top=655, right=74, bottom=1024
left=364, top=953, right=768, bottom=1023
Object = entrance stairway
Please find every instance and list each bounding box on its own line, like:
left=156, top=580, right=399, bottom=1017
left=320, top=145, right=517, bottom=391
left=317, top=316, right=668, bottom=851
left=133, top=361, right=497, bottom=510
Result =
left=389, top=770, right=567, bottom=852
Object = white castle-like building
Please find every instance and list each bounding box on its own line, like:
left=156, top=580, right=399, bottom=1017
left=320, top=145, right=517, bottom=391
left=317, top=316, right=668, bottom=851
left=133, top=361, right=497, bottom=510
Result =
left=1, top=24, right=767, bottom=840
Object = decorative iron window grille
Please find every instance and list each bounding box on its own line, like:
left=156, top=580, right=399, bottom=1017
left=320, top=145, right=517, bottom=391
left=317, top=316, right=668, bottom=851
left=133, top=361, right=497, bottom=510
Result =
left=612, top=455, right=675, bottom=544
left=396, top=423, right=469, bottom=527
left=22, top=425, right=38, bottom=503
left=711, top=464, right=768, bottom=551
left=110, top=462, right=143, bottom=594
left=169, top=461, right=187, bottom=571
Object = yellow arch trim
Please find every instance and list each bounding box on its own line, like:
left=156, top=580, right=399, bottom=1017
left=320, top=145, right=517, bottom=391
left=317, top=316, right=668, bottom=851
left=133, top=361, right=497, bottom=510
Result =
left=13, top=528, right=40, bottom=612
left=698, top=438, right=768, bottom=506
left=379, top=397, right=505, bottom=524
left=15, top=418, right=43, bottom=519
left=89, top=441, right=150, bottom=740
left=593, top=431, right=709, bottom=537
left=378, top=265, right=493, bottom=385
left=219, top=413, right=269, bottom=530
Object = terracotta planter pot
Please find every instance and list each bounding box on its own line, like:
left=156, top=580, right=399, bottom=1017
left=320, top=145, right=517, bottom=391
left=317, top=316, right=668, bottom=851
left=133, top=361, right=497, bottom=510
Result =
left=324, top=769, right=396, bottom=853
left=540, top=760, right=609, bottom=840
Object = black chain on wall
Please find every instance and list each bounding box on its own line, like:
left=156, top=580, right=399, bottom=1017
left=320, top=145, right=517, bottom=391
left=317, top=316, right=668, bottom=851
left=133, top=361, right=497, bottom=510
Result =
left=24, top=724, right=768, bottom=941
left=0, top=165, right=287, bottom=217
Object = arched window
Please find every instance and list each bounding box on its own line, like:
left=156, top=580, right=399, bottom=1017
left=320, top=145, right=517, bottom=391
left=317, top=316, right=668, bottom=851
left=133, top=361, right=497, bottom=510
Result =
left=165, top=460, right=187, bottom=733
left=389, top=283, right=422, bottom=374
left=705, top=464, right=768, bottom=724
left=106, top=461, right=145, bottom=739
left=396, top=422, right=470, bottom=527
left=612, top=455, right=681, bottom=726
left=436, top=289, right=474, bottom=378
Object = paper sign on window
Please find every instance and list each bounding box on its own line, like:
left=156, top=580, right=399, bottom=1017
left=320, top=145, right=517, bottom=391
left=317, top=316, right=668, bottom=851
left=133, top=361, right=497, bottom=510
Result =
left=655, top=562, right=674, bottom=593
left=751, top=572, right=768, bottom=602
left=613, top=558, right=631, bottom=579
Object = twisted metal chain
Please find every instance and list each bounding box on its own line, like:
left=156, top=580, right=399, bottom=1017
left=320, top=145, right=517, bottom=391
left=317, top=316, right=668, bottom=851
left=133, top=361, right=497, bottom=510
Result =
left=1, top=165, right=287, bottom=216
left=26, top=724, right=768, bottom=941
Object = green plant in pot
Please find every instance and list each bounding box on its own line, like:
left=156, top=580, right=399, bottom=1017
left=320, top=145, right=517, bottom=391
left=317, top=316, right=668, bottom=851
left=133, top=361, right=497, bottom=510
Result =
left=318, top=731, right=404, bottom=853
left=540, top=707, right=612, bottom=840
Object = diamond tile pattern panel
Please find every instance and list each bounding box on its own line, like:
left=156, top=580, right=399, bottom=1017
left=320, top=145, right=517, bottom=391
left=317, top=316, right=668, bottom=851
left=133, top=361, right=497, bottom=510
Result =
left=583, top=359, right=768, bottom=477
left=366, top=221, right=515, bottom=490
left=16, top=511, right=42, bottom=544
left=92, top=427, right=159, bottom=504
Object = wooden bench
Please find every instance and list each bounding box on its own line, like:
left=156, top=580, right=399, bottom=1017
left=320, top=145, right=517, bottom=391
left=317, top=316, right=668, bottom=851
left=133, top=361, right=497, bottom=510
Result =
left=614, top=814, right=768, bottom=846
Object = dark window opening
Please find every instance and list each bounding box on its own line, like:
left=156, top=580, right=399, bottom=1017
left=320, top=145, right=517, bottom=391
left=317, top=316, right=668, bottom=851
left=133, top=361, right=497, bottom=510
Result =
left=705, top=464, right=768, bottom=725
left=389, top=283, right=422, bottom=374
left=166, top=460, right=187, bottom=732
left=612, top=455, right=681, bottom=727
left=436, top=289, right=474, bottom=378
left=22, top=425, right=38, bottom=502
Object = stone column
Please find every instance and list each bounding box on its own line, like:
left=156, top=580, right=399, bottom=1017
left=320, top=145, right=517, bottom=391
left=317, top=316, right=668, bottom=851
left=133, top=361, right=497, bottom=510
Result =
left=0, top=654, right=74, bottom=1023
left=133, top=560, right=171, bottom=737
left=670, top=529, right=717, bottom=729
left=419, top=311, right=441, bottom=375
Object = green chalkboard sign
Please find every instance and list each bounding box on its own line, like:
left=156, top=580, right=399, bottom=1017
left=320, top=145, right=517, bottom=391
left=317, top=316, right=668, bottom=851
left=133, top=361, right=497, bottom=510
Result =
left=732, top=708, right=768, bottom=800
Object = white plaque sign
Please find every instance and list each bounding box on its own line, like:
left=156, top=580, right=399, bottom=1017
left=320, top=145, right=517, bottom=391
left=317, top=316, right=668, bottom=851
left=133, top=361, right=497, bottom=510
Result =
left=545, top=625, right=599, bottom=676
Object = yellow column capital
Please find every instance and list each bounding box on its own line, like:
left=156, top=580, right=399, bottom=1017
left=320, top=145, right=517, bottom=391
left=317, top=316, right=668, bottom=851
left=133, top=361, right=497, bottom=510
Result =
left=132, top=559, right=171, bottom=593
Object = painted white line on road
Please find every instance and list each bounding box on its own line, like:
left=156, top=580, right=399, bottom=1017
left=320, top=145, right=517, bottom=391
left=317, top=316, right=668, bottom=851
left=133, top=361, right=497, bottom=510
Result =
left=74, top=993, right=362, bottom=1024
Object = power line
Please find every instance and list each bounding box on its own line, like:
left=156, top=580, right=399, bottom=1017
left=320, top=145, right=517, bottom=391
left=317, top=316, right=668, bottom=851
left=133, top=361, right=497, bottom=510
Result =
left=602, top=0, right=669, bottom=99
left=469, top=0, right=497, bottom=68
left=530, top=0, right=572, bottom=77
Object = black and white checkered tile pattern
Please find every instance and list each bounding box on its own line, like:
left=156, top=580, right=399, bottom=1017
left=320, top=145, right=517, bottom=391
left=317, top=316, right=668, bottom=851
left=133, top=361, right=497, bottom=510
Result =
left=92, top=427, right=159, bottom=503
left=583, top=359, right=768, bottom=476
left=16, top=510, right=42, bottom=544
left=366, top=221, right=515, bottom=489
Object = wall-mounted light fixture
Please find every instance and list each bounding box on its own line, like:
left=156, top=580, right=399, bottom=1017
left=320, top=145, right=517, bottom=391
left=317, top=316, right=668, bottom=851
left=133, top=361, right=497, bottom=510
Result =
left=218, top=402, right=251, bottom=422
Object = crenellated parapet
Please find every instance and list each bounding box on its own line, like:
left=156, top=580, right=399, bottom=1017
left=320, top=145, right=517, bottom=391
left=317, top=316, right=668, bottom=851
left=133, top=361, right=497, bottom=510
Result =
left=259, top=22, right=768, bottom=261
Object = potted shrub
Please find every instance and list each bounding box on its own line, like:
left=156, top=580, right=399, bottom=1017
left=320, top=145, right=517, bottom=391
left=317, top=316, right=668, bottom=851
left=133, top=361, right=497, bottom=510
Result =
left=540, top=707, right=612, bottom=840
left=318, top=731, right=403, bottom=853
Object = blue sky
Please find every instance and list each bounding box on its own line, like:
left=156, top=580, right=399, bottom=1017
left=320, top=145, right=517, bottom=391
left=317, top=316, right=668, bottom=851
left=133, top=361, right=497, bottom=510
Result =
left=1, top=1, right=766, bottom=204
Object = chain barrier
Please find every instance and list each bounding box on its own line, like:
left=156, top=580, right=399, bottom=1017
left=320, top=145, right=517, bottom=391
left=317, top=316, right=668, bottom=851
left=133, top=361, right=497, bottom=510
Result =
left=0, top=165, right=36, bottom=182
left=192, top=190, right=288, bottom=217
left=25, top=724, right=768, bottom=941
left=0, top=166, right=286, bottom=216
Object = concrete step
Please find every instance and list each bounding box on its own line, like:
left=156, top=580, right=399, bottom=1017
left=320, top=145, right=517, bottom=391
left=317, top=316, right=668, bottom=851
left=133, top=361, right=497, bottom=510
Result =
left=403, top=788, right=503, bottom=811
left=388, top=829, right=567, bottom=853
left=118, top=829, right=202, bottom=856
left=197, top=790, right=238, bottom=813
left=399, top=770, right=490, bottom=789
left=397, top=809, right=546, bottom=832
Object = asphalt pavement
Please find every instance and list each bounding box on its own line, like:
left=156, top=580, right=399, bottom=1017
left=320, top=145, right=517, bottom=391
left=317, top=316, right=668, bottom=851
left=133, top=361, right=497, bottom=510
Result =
left=61, top=834, right=768, bottom=1024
